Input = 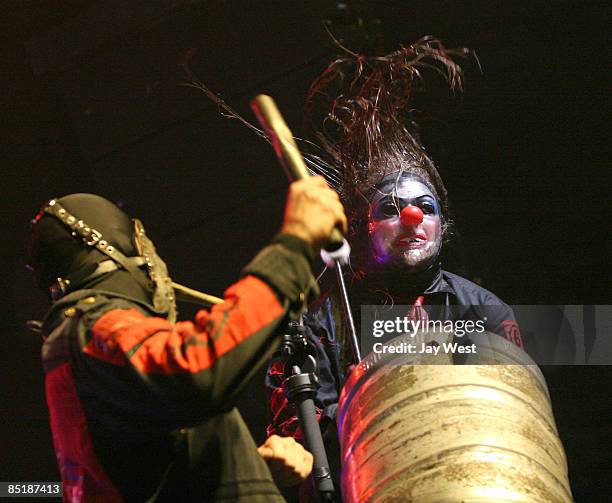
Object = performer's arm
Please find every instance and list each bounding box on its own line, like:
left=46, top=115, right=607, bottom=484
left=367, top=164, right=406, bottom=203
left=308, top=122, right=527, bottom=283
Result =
left=475, top=290, right=526, bottom=350
left=492, top=308, right=525, bottom=350
left=74, top=177, right=347, bottom=427
left=78, top=240, right=312, bottom=426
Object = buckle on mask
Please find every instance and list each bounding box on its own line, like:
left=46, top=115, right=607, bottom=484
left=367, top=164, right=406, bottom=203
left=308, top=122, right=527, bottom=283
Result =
left=50, top=277, right=71, bottom=300
left=83, top=228, right=102, bottom=246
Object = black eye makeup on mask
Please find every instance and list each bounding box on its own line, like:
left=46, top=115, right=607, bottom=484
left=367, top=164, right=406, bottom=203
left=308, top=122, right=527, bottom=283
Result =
left=371, top=195, right=440, bottom=220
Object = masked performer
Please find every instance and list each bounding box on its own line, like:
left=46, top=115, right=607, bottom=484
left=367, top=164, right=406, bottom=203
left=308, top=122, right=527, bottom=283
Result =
left=265, top=38, right=526, bottom=485
left=29, top=177, right=347, bottom=502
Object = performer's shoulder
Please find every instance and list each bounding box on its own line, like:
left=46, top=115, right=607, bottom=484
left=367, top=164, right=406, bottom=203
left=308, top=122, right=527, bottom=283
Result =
left=441, top=270, right=508, bottom=306
left=42, top=289, right=155, bottom=335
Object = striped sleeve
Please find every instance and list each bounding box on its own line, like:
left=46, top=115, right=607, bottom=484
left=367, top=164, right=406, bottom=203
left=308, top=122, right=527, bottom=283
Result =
left=78, top=240, right=318, bottom=426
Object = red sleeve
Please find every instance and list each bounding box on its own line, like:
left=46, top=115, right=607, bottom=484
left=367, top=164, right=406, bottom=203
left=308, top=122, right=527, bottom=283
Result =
left=83, top=275, right=287, bottom=423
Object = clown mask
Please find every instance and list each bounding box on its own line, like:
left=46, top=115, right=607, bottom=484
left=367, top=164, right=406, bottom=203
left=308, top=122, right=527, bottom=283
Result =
left=368, top=173, right=442, bottom=272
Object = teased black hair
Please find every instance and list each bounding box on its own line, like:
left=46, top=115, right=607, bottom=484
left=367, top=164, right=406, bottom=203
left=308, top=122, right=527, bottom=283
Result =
left=305, top=36, right=473, bottom=269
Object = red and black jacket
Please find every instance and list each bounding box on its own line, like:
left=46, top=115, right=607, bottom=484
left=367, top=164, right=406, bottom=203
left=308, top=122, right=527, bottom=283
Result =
left=41, top=236, right=318, bottom=502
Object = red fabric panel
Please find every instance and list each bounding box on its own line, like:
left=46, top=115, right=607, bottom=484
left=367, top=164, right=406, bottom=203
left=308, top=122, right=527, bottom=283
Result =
left=90, top=275, right=284, bottom=374
left=46, top=363, right=122, bottom=502
left=85, top=310, right=169, bottom=366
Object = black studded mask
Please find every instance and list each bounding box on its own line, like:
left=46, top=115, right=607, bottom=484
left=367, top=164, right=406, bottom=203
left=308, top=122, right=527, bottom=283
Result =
left=29, top=193, right=176, bottom=322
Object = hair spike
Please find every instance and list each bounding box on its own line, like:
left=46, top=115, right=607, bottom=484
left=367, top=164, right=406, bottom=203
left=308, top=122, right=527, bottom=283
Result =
left=305, top=36, right=474, bottom=267
left=307, top=36, right=473, bottom=201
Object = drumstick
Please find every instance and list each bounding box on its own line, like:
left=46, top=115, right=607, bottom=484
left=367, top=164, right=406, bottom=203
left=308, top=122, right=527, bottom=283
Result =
left=251, top=94, right=361, bottom=363
left=172, top=281, right=222, bottom=305
left=250, top=94, right=344, bottom=249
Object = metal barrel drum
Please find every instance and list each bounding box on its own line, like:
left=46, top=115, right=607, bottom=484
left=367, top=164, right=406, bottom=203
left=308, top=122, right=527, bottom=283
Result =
left=337, top=331, right=573, bottom=502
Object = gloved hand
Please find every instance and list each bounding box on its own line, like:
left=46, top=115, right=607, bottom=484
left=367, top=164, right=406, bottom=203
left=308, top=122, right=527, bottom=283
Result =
left=258, top=434, right=314, bottom=487
left=281, top=176, right=347, bottom=250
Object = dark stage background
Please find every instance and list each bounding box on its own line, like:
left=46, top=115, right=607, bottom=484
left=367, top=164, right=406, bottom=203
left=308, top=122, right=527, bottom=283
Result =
left=1, top=1, right=610, bottom=500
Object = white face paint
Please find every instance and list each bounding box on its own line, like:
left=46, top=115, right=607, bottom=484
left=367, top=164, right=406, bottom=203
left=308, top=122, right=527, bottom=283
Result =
left=368, top=175, right=442, bottom=271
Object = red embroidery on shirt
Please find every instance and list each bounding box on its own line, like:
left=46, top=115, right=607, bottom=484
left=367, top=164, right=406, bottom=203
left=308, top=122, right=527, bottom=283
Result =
left=502, top=319, right=525, bottom=350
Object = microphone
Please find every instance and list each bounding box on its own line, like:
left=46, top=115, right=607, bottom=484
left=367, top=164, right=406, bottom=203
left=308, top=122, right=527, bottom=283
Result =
left=250, top=94, right=344, bottom=250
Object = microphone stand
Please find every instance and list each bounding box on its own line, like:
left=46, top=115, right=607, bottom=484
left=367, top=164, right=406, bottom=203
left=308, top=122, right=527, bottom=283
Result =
left=250, top=95, right=362, bottom=501
left=320, top=243, right=362, bottom=364
left=280, top=319, right=337, bottom=502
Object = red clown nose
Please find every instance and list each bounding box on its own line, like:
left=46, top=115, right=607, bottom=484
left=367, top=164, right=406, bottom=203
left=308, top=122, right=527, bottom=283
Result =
left=400, top=205, right=424, bottom=226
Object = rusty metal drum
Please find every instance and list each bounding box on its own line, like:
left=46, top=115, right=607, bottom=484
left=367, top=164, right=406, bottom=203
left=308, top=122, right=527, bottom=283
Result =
left=337, top=332, right=573, bottom=502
